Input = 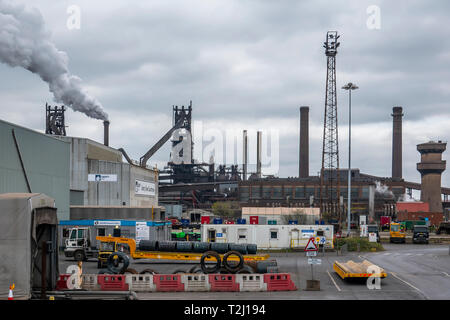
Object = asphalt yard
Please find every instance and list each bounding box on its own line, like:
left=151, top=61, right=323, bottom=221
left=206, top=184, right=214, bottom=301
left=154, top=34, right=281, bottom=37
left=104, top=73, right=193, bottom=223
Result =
left=60, top=243, right=450, bottom=300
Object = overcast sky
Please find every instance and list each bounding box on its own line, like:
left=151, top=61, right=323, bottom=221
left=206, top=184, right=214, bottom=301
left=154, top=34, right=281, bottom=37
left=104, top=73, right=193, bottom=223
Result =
left=1, top=0, right=449, bottom=193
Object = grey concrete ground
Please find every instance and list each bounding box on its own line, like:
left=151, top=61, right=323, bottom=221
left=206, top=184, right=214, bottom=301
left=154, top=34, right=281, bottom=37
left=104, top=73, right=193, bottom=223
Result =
left=60, top=243, right=450, bottom=300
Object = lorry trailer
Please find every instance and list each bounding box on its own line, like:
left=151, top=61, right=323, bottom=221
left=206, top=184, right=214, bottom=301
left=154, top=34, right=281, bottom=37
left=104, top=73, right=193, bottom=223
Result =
left=96, top=236, right=269, bottom=268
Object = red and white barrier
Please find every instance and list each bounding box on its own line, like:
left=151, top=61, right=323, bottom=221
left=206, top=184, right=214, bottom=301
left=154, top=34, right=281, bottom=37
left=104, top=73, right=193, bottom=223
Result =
left=209, top=274, right=240, bottom=292
left=97, top=275, right=129, bottom=291
left=56, top=274, right=71, bottom=291
left=263, top=273, right=297, bottom=291
left=81, top=274, right=100, bottom=291
left=125, top=274, right=156, bottom=292
left=181, top=274, right=210, bottom=292
left=153, top=274, right=185, bottom=292
left=236, top=274, right=267, bottom=292
left=61, top=273, right=297, bottom=293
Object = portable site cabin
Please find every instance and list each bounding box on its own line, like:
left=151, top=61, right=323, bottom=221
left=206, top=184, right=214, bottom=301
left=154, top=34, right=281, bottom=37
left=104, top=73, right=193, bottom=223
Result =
left=0, top=193, right=59, bottom=299
left=201, top=224, right=334, bottom=249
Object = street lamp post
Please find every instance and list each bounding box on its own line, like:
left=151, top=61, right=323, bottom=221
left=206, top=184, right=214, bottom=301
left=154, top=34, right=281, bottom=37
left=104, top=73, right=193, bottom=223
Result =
left=342, top=82, right=358, bottom=237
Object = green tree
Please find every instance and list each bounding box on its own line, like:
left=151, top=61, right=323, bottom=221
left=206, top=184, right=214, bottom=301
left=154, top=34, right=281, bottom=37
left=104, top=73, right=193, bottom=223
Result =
left=211, top=201, right=240, bottom=218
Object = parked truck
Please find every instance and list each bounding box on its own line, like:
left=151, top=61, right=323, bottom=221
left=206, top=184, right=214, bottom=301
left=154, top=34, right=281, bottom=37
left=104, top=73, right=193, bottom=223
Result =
left=64, top=227, right=99, bottom=261
left=412, top=225, right=429, bottom=244
left=436, top=221, right=450, bottom=235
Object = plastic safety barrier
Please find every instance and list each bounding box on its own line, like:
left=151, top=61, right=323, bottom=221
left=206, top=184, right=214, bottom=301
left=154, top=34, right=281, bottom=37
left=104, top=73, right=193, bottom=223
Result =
left=235, top=274, right=267, bottom=292
left=81, top=274, right=101, bottom=291
left=263, top=273, right=297, bottom=291
left=97, top=275, right=129, bottom=291
left=126, top=274, right=156, bottom=292
left=153, top=274, right=185, bottom=292
left=56, top=274, right=71, bottom=290
left=208, top=274, right=240, bottom=292
left=181, top=274, right=210, bottom=292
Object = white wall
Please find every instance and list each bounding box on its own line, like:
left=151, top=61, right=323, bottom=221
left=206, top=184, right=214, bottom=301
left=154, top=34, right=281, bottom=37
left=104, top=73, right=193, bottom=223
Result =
left=201, top=224, right=334, bottom=249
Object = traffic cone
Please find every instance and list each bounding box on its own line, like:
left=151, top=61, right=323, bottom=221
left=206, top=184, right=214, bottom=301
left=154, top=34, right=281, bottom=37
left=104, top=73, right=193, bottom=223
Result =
left=8, top=284, right=14, bottom=300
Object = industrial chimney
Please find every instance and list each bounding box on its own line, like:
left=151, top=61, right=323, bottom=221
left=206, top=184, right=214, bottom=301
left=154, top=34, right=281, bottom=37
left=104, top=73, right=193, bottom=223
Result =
left=243, top=130, right=248, bottom=181
left=257, top=131, right=262, bottom=178
left=103, top=120, right=110, bottom=147
left=299, top=106, right=309, bottom=178
left=392, top=107, right=403, bottom=180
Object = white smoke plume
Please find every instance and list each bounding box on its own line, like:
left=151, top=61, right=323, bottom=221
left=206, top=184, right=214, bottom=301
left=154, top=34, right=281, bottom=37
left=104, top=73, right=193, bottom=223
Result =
left=398, top=192, right=418, bottom=202
left=375, top=181, right=394, bottom=198
left=0, top=1, right=108, bottom=120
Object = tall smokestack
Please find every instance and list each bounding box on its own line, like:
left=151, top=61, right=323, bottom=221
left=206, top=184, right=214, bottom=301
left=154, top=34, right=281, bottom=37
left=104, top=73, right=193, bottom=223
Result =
left=257, top=131, right=262, bottom=178
left=392, top=106, right=403, bottom=180
left=243, top=130, right=248, bottom=181
left=299, top=106, right=309, bottom=178
left=103, top=120, right=110, bottom=147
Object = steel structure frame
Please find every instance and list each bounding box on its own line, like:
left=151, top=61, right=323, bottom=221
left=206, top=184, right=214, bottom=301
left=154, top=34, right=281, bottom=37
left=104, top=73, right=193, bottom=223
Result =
left=319, top=31, right=341, bottom=223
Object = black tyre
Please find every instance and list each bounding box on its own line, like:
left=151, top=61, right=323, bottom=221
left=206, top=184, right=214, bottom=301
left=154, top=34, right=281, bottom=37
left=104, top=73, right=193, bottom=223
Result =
left=140, top=268, right=158, bottom=275
left=74, top=250, right=85, bottom=262
left=193, top=242, right=210, bottom=253
left=123, top=268, right=139, bottom=274
left=173, top=269, right=187, bottom=274
left=188, top=266, right=203, bottom=274
left=246, top=244, right=258, bottom=254
left=138, top=240, right=159, bottom=251
left=200, top=251, right=221, bottom=274
left=223, top=251, right=244, bottom=273
left=228, top=244, right=248, bottom=255
left=158, top=241, right=177, bottom=252
left=98, top=268, right=110, bottom=274
left=107, top=252, right=130, bottom=274
left=210, top=243, right=229, bottom=254
left=236, top=265, right=254, bottom=274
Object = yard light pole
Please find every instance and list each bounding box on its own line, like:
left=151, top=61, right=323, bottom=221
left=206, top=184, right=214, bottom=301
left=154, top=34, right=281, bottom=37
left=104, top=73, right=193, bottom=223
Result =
left=342, top=82, right=358, bottom=237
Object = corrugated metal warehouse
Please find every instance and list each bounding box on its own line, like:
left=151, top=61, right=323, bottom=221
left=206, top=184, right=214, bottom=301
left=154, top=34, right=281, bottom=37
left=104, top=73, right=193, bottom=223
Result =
left=51, top=136, right=164, bottom=220
left=0, top=119, right=70, bottom=219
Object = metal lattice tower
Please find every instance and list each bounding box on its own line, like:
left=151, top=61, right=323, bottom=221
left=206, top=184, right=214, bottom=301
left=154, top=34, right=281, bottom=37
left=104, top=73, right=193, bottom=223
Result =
left=319, top=31, right=341, bottom=222
left=45, top=103, right=66, bottom=136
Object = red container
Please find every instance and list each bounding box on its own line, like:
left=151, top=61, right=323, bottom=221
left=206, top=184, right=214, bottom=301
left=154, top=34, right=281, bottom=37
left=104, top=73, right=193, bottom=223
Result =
left=153, top=275, right=185, bottom=292
left=209, top=274, right=239, bottom=292
left=225, top=220, right=235, bottom=224
left=201, top=216, right=211, bottom=224
left=380, top=216, right=391, bottom=230
left=249, top=216, right=259, bottom=225
left=97, top=275, right=129, bottom=291
left=263, top=273, right=297, bottom=291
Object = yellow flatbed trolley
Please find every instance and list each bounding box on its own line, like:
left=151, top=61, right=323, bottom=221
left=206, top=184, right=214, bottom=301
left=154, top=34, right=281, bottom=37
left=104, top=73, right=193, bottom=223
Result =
left=333, top=260, right=387, bottom=280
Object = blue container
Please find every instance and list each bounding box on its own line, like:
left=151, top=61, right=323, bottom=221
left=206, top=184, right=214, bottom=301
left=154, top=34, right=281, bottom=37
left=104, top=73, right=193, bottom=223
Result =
left=181, top=219, right=190, bottom=225
left=315, top=220, right=320, bottom=225
left=237, top=218, right=246, bottom=224
left=213, top=218, right=223, bottom=224
left=320, top=221, right=325, bottom=225
left=288, top=220, right=298, bottom=225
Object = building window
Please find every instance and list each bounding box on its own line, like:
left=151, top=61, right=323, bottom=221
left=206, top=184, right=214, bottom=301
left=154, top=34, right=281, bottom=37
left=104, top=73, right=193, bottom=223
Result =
left=239, top=235, right=246, bottom=239
left=62, top=228, right=70, bottom=238
left=270, top=231, right=278, bottom=239
left=97, top=228, right=106, bottom=237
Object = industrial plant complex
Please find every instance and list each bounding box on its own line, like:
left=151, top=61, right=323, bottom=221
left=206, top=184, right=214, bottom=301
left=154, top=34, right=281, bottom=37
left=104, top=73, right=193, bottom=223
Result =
left=0, top=0, right=449, bottom=303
